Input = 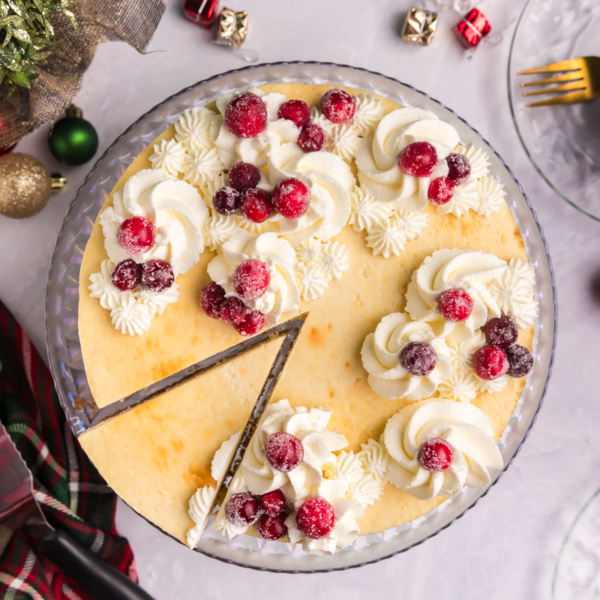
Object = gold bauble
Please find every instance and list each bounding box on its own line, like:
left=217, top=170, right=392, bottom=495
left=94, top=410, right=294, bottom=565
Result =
left=0, top=153, right=52, bottom=219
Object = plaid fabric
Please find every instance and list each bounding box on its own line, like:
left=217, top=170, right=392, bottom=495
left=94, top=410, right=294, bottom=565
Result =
left=0, top=301, right=137, bottom=599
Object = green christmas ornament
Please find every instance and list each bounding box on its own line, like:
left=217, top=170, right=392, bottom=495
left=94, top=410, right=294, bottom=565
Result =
left=48, top=105, right=99, bottom=166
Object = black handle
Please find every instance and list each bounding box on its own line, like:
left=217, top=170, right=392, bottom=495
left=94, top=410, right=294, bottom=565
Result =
left=38, top=529, right=155, bottom=600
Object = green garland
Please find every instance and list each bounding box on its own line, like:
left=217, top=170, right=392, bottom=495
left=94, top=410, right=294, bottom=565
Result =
left=0, top=0, right=77, bottom=96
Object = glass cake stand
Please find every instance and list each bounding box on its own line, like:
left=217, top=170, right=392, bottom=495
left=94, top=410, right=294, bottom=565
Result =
left=46, top=62, right=557, bottom=573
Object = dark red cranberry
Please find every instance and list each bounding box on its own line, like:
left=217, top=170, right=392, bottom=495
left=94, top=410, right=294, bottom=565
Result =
left=260, top=489, right=286, bottom=517
left=212, top=186, right=241, bottom=216
left=473, top=346, right=509, bottom=381
left=428, top=176, right=455, bottom=206
left=200, top=282, right=226, bottom=319
left=240, top=188, right=273, bottom=223
left=298, top=124, right=326, bottom=153
left=272, top=178, right=311, bottom=220
left=257, top=514, right=288, bottom=541
left=321, top=88, right=356, bottom=124
left=417, top=438, right=454, bottom=472
left=265, top=432, right=304, bottom=472
left=220, top=297, right=248, bottom=324
left=118, top=216, right=155, bottom=254
left=234, top=309, right=265, bottom=336
left=401, top=342, right=437, bottom=377
left=225, top=493, right=261, bottom=527
left=141, top=259, right=174, bottom=292
left=296, top=497, right=335, bottom=539
left=225, top=92, right=267, bottom=138
left=278, top=99, right=311, bottom=128
left=111, top=259, right=142, bottom=292
left=229, top=162, right=261, bottom=191
left=399, top=142, right=438, bottom=178
left=505, top=345, right=534, bottom=378
left=439, top=288, right=474, bottom=322
left=484, top=316, right=518, bottom=349
left=233, top=259, right=270, bottom=300
left=446, top=153, right=471, bottom=186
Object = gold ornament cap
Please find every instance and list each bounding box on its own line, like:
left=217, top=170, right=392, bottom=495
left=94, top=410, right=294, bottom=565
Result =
left=66, top=104, right=84, bottom=119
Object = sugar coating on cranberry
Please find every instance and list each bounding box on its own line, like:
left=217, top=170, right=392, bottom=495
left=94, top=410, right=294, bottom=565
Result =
left=428, top=176, right=455, bottom=206
left=272, top=178, right=311, bottom=220
left=484, top=316, right=518, bottom=349
left=200, top=282, right=226, bottom=319
left=439, top=288, right=473, bottom=322
left=141, top=259, right=174, bottom=292
left=321, top=88, right=356, bottom=124
left=118, top=216, right=155, bottom=255
left=225, top=92, right=267, bottom=138
left=446, top=153, right=472, bottom=186
left=220, top=297, right=248, bottom=324
left=225, top=493, right=261, bottom=527
left=234, top=309, right=265, bottom=336
left=111, top=259, right=142, bottom=292
left=298, top=124, right=326, bottom=153
left=417, top=438, right=454, bottom=472
left=240, top=188, right=272, bottom=223
left=399, top=142, right=439, bottom=178
left=296, top=497, right=335, bottom=539
left=260, top=489, right=286, bottom=517
left=233, top=259, right=270, bottom=300
left=257, top=514, right=288, bottom=541
left=213, top=186, right=241, bottom=216
left=505, top=345, right=534, bottom=378
left=229, top=162, right=261, bottom=191
left=473, top=345, right=509, bottom=381
left=401, top=342, right=437, bottom=377
left=278, top=99, right=311, bottom=128
left=265, top=432, right=304, bottom=472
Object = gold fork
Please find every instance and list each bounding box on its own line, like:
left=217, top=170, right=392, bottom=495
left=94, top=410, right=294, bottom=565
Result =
left=518, top=56, right=600, bottom=107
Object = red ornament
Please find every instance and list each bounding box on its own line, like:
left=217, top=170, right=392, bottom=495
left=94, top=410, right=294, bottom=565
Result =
left=454, top=8, right=491, bottom=49
left=0, top=143, right=16, bottom=156
left=183, top=0, right=220, bottom=28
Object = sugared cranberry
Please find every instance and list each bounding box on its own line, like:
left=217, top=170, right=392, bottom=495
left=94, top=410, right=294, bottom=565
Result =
left=278, top=99, right=311, bottom=128
left=296, top=497, right=335, bottom=539
left=141, top=259, right=174, bottom=292
left=118, top=216, right=155, bottom=254
left=446, top=153, right=471, bottom=186
left=220, top=297, right=248, bottom=324
left=428, top=176, right=455, bottom=206
left=200, top=282, right=226, bottom=319
left=225, top=493, right=261, bottom=527
left=484, top=316, right=518, bottom=349
left=265, top=432, right=304, bottom=472
left=233, top=259, right=270, bottom=300
left=257, top=514, right=288, bottom=541
left=298, top=124, right=326, bottom=153
left=399, top=142, right=438, bottom=178
left=234, top=309, right=265, bottom=336
left=272, top=178, right=311, bottom=220
left=111, top=259, right=142, bottom=292
left=260, top=489, right=286, bottom=517
left=438, top=288, right=473, bottom=322
left=505, top=345, right=534, bottom=378
left=240, top=188, right=272, bottom=223
left=213, top=186, right=241, bottom=215
left=225, top=92, right=267, bottom=138
left=321, top=88, right=356, bottom=124
left=473, top=345, right=509, bottom=381
left=417, top=438, right=454, bottom=472
left=229, top=162, right=261, bottom=191
left=401, top=342, right=437, bottom=377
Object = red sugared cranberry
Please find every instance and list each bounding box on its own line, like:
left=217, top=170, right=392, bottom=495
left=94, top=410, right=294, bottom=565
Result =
left=428, top=176, right=455, bottom=206
left=200, top=282, right=226, bottom=319
left=233, top=259, right=270, bottom=300
left=213, top=186, right=241, bottom=215
left=141, top=259, right=174, bottom=292
left=446, top=153, right=472, bottom=186
left=505, top=345, right=534, bottom=378
left=298, top=124, right=326, bottom=153
left=111, top=259, right=142, bottom=292
left=220, top=297, right=248, bottom=324
left=296, top=497, right=335, bottom=539
left=438, top=288, right=473, bottom=322
left=484, top=316, right=518, bottom=349
left=401, top=342, right=437, bottom=377
left=473, top=345, right=509, bottom=381
left=234, top=309, right=265, bottom=336
left=265, top=432, right=304, bottom=472
left=321, top=88, right=356, bottom=124
left=240, top=188, right=272, bottom=223
left=260, top=489, right=286, bottom=517
left=417, top=438, right=454, bottom=472
left=272, top=178, right=311, bottom=220
left=257, top=514, right=288, bottom=541
left=118, top=216, right=155, bottom=254
left=229, top=162, right=261, bottom=191
left=278, top=99, right=311, bottom=128
left=225, top=493, right=261, bottom=527
left=399, top=142, right=439, bottom=178
left=225, top=92, right=267, bottom=138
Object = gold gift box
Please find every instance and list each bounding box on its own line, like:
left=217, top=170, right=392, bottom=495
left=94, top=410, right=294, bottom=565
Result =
left=217, top=7, right=249, bottom=47
left=402, top=7, right=438, bottom=46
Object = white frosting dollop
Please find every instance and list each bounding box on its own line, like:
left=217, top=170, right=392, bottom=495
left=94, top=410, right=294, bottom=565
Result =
left=149, top=138, right=187, bottom=177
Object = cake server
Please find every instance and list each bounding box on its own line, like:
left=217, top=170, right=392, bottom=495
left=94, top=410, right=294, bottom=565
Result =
left=0, top=421, right=155, bottom=600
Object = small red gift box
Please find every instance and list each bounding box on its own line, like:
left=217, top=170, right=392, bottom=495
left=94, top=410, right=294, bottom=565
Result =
left=183, top=0, right=220, bottom=28
left=454, top=8, right=491, bottom=48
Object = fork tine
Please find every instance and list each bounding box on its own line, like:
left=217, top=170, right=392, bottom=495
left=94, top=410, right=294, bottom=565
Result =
left=526, top=90, right=590, bottom=107
left=522, top=81, right=588, bottom=97
left=520, top=72, right=584, bottom=87
left=518, top=57, right=584, bottom=75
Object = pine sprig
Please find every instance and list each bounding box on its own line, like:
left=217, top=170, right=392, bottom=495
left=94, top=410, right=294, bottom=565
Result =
left=0, top=0, right=77, bottom=96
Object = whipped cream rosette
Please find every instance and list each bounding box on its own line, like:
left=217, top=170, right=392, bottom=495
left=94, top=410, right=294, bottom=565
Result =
left=382, top=400, right=503, bottom=500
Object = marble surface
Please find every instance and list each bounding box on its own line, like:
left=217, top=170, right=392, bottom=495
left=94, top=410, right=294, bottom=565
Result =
left=1, top=0, right=598, bottom=597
